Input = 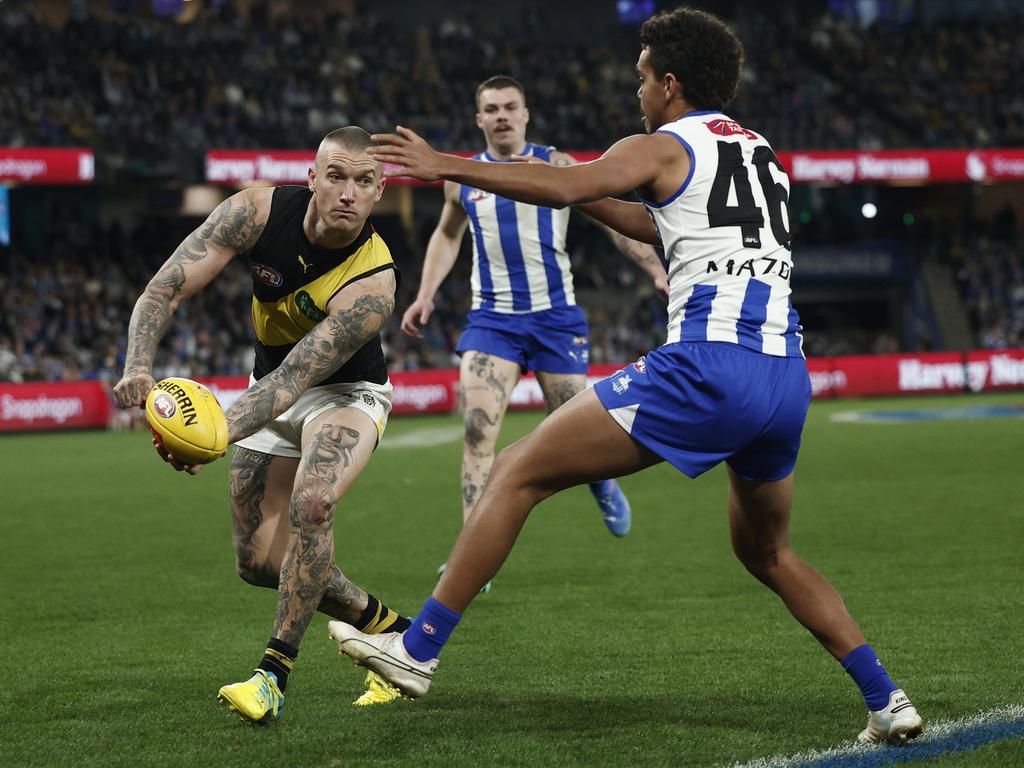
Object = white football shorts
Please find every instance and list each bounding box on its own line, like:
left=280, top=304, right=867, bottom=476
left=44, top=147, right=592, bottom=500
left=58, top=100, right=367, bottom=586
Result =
left=234, top=376, right=393, bottom=458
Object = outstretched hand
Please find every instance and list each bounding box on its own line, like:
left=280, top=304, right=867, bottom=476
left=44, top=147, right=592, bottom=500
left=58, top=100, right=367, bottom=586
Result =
left=400, top=297, right=435, bottom=339
left=368, top=126, right=444, bottom=181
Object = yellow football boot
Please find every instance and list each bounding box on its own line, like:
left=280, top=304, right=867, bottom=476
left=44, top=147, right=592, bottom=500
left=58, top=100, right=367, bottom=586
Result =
left=353, top=670, right=403, bottom=706
left=217, top=669, right=284, bottom=723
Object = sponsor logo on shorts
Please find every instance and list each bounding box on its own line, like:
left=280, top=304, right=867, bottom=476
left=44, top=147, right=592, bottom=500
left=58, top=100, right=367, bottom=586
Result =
left=421, top=622, right=436, bottom=635
left=611, top=374, right=632, bottom=394
left=252, top=263, right=284, bottom=287
left=152, top=393, right=177, bottom=419
left=633, top=356, right=647, bottom=373
left=361, top=393, right=377, bottom=408
left=573, top=335, right=588, bottom=345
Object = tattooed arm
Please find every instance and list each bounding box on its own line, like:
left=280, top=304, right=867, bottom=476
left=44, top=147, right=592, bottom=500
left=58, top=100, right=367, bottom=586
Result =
left=113, top=187, right=271, bottom=408
left=224, top=269, right=397, bottom=444
left=598, top=224, right=669, bottom=297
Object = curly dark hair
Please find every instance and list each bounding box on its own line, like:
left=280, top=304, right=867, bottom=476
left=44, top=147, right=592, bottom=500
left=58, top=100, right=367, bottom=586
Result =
left=639, top=7, right=744, bottom=111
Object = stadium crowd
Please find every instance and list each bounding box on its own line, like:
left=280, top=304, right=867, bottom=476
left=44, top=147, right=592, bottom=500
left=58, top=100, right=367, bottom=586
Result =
left=0, top=213, right=666, bottom=383
left=954, top=237, right=1024, bottom=350
left=2, top=1, right=1022, bottom=181
left=2, top=0, right=1022, bottom=385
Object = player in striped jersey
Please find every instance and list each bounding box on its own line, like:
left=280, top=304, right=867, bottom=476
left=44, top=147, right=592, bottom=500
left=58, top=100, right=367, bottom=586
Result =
left=335, top=8, right=924, bottom=745
left=401, top=76, right=667, bottom=555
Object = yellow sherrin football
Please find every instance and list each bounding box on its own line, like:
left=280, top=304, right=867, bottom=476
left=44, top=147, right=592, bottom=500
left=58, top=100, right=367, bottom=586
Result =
left=145, top=377, right=228, bottom=464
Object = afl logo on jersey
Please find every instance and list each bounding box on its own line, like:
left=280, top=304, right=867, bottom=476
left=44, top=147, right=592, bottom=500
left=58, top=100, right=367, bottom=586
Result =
left=705, top=119, right=759, bottom=141
left=252, top=263, right=284, bottom=287
left=467, top=189, right=492, bottom=203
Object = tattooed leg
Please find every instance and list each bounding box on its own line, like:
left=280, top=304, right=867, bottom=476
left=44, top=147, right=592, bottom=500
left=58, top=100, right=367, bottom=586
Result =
left=271, top=408, right=378, bottom=648
left=459, top=351, right=520, bottom=524
left=228, top=446, right=369, bottom=623
left=229, top=447, right=297, bottom=588
left=536, top=371, right=587, bottom=415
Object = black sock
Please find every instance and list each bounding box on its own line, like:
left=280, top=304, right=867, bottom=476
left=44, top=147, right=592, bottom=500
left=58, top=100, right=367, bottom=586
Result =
left=257, top=637, right=298, bottom=692
left=355, top=594, right=412, bottom=634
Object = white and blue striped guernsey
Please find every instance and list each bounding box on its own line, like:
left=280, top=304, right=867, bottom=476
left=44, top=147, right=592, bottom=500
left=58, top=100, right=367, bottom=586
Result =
left=460, top=143, right=575, bottom=313
left=646, top=111, right=804, bottom=358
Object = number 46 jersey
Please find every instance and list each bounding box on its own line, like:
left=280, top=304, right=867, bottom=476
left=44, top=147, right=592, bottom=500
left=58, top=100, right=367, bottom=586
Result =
left=644, top=110, right=803, bottom=358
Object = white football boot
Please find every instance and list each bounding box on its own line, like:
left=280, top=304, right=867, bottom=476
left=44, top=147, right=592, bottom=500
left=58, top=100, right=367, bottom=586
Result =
left=328, top=621, right=437, bottom=698
left=857, top=689, right=924, bottom=744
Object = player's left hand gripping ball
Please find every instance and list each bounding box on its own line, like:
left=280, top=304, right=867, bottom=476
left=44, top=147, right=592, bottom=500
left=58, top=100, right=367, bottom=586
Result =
left=145, top=378, right=228, bottom=466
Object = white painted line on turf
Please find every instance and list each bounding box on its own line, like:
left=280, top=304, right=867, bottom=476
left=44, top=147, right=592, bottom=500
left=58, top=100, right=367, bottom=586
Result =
left=830, top=405, right=1024, bottom=424
left=379, top=425, right=464, bottom=450
left=726, top=704, right=1024, bottom=768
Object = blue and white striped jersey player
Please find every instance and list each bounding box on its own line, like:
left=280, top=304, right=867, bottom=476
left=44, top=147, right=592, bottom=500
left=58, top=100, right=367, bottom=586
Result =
left=335, top=7, right=926, bottom=745
left=401, top=76, right=667, bottom=550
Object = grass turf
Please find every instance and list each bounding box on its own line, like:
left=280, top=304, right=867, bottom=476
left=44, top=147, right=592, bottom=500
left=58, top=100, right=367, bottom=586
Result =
left=1, top=393, right=1021, bottom=767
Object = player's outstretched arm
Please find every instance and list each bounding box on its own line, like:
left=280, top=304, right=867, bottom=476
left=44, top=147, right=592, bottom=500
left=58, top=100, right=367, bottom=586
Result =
left=224, top=269, right=397, bottom=444
left=544, top=150, right=667, bottom=294
left=576, top=198, right=661, bottom=246
left=114, top=187, right=271, bottom=408
left=368, top=127, right=683, bottom=210
left=401, top=181, right=468, bottom=338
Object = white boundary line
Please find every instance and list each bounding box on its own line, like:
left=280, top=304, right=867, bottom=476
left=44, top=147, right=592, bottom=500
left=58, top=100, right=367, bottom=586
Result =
left=727, top=704, right=1024, bottom=768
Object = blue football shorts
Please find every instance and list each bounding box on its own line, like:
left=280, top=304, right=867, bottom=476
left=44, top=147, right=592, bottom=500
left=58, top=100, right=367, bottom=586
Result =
left=594, top=341, right=811, bottom=481
left=456, top=306, right=590, bottom=375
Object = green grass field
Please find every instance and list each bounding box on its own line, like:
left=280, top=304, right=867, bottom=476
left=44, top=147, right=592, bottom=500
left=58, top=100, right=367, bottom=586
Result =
left=1, top=393, right=1022, bottom=768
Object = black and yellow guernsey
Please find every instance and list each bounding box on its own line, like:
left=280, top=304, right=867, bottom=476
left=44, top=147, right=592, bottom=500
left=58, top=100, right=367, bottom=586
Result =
left=247, top=186, right=397, bottom=386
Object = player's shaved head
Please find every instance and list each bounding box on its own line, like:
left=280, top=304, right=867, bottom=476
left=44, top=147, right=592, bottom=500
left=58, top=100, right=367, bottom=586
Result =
left=317, top=126, right=379, bottom=170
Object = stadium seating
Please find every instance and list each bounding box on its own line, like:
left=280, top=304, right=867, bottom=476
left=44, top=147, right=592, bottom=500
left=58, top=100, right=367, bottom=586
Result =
left=1, top=1, right=1021, bottom=384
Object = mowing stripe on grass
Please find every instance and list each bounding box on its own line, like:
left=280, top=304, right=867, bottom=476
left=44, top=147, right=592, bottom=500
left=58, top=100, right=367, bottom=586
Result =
left=379, top=425, right=464, bottom=449
left=728, top=705, right=1024, bottom=768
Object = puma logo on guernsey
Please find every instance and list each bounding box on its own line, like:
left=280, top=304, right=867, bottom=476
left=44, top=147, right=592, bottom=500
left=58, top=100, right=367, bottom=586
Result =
left=154, top=380, right=199, bottom=426
left=297, top=254, right=312, bottom=274
left=296, top=291, right=326, bottom=321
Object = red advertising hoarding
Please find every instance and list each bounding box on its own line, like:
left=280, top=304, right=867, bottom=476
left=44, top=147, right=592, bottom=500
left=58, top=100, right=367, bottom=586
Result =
left=205, top=151, right=479, bottom=186
left=0, top=380, right=111, bottom=431
left=205, top=148, right=1024, bottom=186
left=808, top=349, right=1024, bottom=398
left=1, top=352, right=1021, bottom=433
left=774, top=149, right=1024, bottom=184
left=0, top=148, right=95, bottom=184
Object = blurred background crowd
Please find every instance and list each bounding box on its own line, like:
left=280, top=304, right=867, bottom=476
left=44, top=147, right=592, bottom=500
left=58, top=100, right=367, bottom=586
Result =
left=0, top=0, right=1021, bottom=384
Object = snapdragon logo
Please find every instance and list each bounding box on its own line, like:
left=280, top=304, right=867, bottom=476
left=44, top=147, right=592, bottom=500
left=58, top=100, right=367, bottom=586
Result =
left=392, top=384, right=449, bottom=411
left=1, top=394, right=83, bottom=424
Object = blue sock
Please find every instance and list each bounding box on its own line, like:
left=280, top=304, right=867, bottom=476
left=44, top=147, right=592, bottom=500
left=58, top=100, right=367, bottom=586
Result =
left=842, top=644, right=898, bottom=710
left=402, top=596, right=462, bottom=662
left=589, top=479, right=615, bottom=496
